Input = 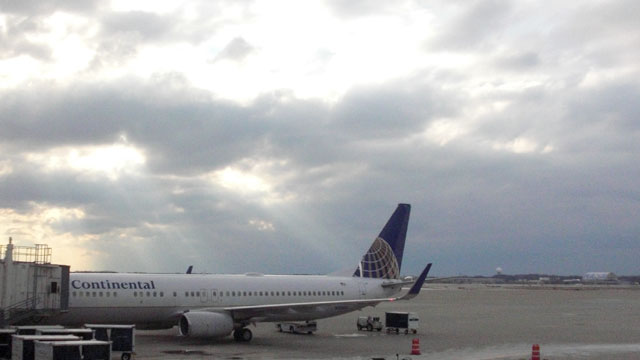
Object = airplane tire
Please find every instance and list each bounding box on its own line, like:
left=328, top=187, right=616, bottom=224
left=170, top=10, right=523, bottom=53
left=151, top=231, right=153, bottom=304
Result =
left=241, top=328, right=253, bottom=342
left=121, top=354, right=131, bottom=360
left=234, top=328, right=252, bottom=342
left=367, top=324, right=373, bottom=331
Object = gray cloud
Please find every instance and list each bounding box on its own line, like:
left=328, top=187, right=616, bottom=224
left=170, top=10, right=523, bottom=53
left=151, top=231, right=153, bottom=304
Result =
left=428, top=0, right=513, bottom=50
left=214, top=37, right=255, bottom=62
left=326, top=0, right=410, bottom=18
left=1, top=1, right=639, bottom=277
left=0, top=0, right=100, bottom=16
left=0, top=16, right=52, bottom=60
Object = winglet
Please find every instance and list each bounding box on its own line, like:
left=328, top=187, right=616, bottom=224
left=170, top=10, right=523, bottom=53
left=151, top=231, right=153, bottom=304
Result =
left=400, top=263, right=432, bottom=300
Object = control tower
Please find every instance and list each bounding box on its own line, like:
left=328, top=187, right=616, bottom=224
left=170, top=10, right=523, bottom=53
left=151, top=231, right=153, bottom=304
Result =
left=0, top=238, right=69, bottom=327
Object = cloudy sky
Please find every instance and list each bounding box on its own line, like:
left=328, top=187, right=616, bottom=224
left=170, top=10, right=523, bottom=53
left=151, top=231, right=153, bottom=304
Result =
left=1, top=0, right=638, bottom=276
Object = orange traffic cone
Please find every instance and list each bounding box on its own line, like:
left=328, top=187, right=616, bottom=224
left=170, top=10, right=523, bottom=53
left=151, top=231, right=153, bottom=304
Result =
left=411, top=338, right=421, bottom=355
left=531, top=344, right=540, bottom=360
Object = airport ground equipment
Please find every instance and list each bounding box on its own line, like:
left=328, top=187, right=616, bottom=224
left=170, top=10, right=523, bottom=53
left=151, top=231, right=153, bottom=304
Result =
left=33, top=340, right=111, bottom=360
left=357, top=316, right=383, bottom=331
left=0, top=239, right=69, bottom=327
left=276, top=321, right=317, bottom=334
left=0, top=329, right=16, bottom=359
left=11, top=335, right=80, bottom=360
left=35, top=329, right=93, bottom=340
left=13, top=327, right=64, bottom=336
left=84, top=324, right=135, bottom=360
left=385, top=312, right=419, bottom=334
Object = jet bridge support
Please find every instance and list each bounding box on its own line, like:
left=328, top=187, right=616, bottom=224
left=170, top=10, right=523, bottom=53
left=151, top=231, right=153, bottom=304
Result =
left=0, top=238, right=69, bottom=327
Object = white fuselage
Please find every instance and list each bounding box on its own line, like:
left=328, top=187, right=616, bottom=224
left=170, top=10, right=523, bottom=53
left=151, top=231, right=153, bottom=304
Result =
left=45, top=272, right=398, bottom=328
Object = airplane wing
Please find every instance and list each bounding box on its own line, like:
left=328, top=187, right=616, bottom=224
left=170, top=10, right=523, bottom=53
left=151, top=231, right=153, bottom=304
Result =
left=198, top=263, right=433, bottom=323
left=398, top=263, right=431, bottom=300
left=221, top=298, right=393, bottom=322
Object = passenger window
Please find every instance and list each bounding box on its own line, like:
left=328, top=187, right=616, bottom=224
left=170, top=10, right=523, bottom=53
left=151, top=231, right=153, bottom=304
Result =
left=173, top=292, right=177, bottom=297
left=153, top=292, right=157, bottom=297
left=196, top=292, right=200, bottom=297
left=113, top=292, right=117, bottom=297
left=243, top=292, right=247, bottom=296
left=191, top=291, right=195, bottom=297
left=213, top=291, right=217, bottom=297
left=106, top=292, right=110, bottom=297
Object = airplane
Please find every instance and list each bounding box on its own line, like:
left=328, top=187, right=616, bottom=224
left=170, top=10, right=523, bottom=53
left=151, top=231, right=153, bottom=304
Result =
left=41, top=203, right=432, bottom=342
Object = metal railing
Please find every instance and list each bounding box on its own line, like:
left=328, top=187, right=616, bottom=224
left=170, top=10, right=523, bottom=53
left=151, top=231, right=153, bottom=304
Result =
left=1, top=296, right=43, bottom=325
left=0, top=244, right=51, bottom=264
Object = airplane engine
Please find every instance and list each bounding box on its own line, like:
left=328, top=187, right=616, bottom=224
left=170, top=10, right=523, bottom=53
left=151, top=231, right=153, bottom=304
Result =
left=179, top=311, right=234, bottom=337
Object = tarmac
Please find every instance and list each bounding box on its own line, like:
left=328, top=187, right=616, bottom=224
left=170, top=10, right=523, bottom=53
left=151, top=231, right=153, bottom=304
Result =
left=131, top=284, right=640, bottom=359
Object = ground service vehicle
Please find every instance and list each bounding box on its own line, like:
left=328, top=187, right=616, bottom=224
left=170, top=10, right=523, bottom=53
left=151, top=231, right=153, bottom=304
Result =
left=385, top=311, right=419, bottom=334
left=357, top=316, right=383, bottom=331
left=276, top=321, right=317, bottom=334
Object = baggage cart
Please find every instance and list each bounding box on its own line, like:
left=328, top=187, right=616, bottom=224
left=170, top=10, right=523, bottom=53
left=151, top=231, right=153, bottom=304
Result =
left=84, top=324, right=135, bottom=360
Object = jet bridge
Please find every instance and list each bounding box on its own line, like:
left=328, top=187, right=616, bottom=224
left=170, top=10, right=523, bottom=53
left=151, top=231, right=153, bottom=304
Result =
left=0, top=238, right=69, bottom=327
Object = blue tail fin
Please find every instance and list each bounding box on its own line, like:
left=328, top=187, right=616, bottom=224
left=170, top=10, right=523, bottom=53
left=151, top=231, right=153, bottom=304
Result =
left=353, top=203, right=411, bottom=279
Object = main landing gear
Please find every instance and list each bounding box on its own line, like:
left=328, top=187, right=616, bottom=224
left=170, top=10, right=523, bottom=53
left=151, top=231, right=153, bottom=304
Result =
left=233, top=328, right=253, bottom=342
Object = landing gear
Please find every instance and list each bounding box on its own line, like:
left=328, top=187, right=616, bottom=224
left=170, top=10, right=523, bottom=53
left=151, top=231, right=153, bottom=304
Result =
left=233, top=328, right=253, bottom=342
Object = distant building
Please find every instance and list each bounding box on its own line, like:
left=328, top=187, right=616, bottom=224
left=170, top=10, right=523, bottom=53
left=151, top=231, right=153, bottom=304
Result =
left=563, top=278, right=581, bottom=284
left=582, top=272, right=618, bottom=284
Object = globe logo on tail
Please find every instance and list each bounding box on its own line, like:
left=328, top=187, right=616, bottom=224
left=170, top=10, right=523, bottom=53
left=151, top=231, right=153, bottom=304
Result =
left=354, top=237, right=400, bottom=279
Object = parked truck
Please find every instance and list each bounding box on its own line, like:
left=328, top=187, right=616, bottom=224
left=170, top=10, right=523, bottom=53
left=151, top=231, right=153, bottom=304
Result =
left=357, top=316, right=383, bottom=331
left=385, top=311, right=419, bottom=334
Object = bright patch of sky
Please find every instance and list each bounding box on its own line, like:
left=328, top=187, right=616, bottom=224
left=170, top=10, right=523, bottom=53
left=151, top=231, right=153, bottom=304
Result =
left=26, top=144, right=145, bottom=180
